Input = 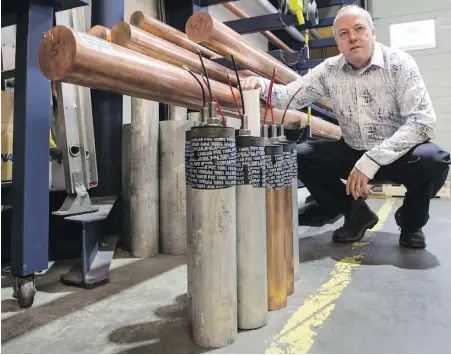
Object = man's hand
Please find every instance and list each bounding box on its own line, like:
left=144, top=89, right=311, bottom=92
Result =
left=240, top=77, right=261, bottom=90
left=346, top=168, right=371, bottom=200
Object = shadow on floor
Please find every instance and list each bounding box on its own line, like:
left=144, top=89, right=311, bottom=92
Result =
left=298, top=231, right=440, bottom=270
left=109, top=294, right=209, bottom=354
left=1, top=255, right=186, bottom=344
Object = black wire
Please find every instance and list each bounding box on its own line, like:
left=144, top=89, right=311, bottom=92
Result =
left=183, top=66, right=206, bottom=108
left=229, top=53, right=245, bottom=116
left=281, top=85, right=304, bottom=126
left=197, top=50, right=213, bottom=102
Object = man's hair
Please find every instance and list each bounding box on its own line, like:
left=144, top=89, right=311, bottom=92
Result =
left=333, top=5, right=374, bottom=38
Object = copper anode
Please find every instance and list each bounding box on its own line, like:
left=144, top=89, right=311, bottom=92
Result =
left=38, top=25, right=342, bottom=139
left=110, top=22, right=240, bottom=86
left=130, top=11, right=218, bottom=59
left=185, top=12, right=298, bottom=85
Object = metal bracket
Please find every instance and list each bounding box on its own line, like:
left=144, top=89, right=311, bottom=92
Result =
left=53, top=170, right=99, bottom=216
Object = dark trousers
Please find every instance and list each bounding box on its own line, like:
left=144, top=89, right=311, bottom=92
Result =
left=296, top=139, right=450, bottom=231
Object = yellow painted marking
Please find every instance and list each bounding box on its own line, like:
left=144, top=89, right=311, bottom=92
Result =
left=352, top=241, right=371, bottom=249
left=265, top=199, right=396, bottom=354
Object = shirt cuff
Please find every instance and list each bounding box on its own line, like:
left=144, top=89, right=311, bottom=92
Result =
left=354, top=154, right=381, bottom=180
left=253, top=77, right=270, bottom=99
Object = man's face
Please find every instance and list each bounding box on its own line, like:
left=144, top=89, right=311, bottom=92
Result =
left=335, top=12, right=375, bottom=69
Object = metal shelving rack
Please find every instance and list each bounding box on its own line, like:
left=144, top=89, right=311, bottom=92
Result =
left=1, top=0, right=89, bottom=308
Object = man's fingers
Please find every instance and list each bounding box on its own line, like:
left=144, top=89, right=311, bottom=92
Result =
left=349, top=175, right=358, bottom=200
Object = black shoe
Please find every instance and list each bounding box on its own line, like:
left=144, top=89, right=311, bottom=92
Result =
left=332, top=199, right=379, bottom=243
left=395, top=207, right=428, bottom=249
left=399, top=229, right=427, bottom=249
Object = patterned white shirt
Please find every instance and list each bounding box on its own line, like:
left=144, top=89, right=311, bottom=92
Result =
left=255, top=42, right=436, bottom=180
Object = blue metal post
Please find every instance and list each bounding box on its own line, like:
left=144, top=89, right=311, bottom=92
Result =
left=10, top=4, right=53, bottom=276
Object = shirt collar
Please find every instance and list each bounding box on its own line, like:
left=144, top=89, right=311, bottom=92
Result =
left=338, top=42, right=384, bottom=70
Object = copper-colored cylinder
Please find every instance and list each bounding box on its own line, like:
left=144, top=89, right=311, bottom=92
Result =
left=88, top=25, right=111, bottom=42
left=281, top=142, right=295, bottom=296
left=186, top=12, right=298, bottom=85
left=284, top=185, right=294, bottom=296
left=38, top=26, right=341, bottom=139
left=110, top=22, right=239, bottom=86
left=130, top=11, right=219, bottom=60
left=222, top=2, right=294, bottom=53
left=265, top=144, right=287, bottom=311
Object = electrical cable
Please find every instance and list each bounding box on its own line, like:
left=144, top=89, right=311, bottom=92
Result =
left=263, top=67, right=277, bottom=125
left=226, top=70, right=242, bottom=120
left=183, top=65, right=206, bottom=108
left=229, top=52, right=246, bottom=116
left=197, top=49, right=213, bottom=102
left=201, top=75, right=227, bottom=127
left=281, top=84, right=303, bottom=126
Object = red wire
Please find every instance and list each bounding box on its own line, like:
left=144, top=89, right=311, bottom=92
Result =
left=227, top=70, right=242, bottom=120
left=263, top=67, right=277, bottom=125
left=202, top=77, right=227, bottom=127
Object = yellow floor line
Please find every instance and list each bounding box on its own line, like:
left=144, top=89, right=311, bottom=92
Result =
left=265, top=198, right=396, bottom=354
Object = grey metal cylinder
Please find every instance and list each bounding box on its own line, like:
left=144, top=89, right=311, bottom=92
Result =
left=169, top=105, right=188, bottom=121
left=187, top=125, right=237, bottom=348
left=236, top=135, right=267, bottom=330
left=121, top=123, right=131, bottom=251
left=130, top=98, right=159, bottom=257
left=159, top=113, right=194, bottom=255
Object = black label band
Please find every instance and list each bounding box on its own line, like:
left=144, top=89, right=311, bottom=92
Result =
left=236, top=146, right=266, bottom=187
left=188, top=137, right=236, bottom=189
left=291, top=150, right=298, bottom=179
left=265, top=153, right=285, bottom=190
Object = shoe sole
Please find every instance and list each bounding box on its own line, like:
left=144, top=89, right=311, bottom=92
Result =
left=399, top=240, right=426, bottom=249
left=333, top=215, right=379, bottom=244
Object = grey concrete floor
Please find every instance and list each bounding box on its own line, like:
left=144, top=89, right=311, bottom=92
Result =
left=2, top=197, right=451, bottom=354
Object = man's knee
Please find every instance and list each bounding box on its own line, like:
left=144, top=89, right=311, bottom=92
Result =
left=412, top=143, right=450, bottom=178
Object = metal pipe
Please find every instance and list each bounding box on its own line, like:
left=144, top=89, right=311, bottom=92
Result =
left=88, top=25, right=111, bottom=41
left=255, top=0, right=305, bottom=42
left=130, top=11, right=219, bottom=60
left=187, top=125, right=237, bottom=347
left=236, top=134, right=268, bottom=329
left=185, top=12, right=298, bottom=85
left=38, top=26, right=341, bottom=139
left=159, top=107, right=195, bottom=255
left=265, top=143, right=287, bottom=311
left=130, top=98, right=159, bottom=258
left=222, top=2, right=294, bottom=53
left=110, top=22, right=240, bottom=86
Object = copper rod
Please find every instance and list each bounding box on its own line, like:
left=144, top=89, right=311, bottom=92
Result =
left=130, top=11, right=219, bottom=60
left=186, top=12, right=298, bottom=85
left=38, top=26, right=341, bottom=139
left=284, top=183, right=294, bottom=296
left=88, top=25, right=111, bottom=42
left=222, top=2, right=294, bottom=53
left=266, top=183, right=287, bottom=311
left=110, top=22, right=239, bottom=86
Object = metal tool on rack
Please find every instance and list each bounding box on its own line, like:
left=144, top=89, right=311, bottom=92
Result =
left=52, top=81, right=99, bottom=216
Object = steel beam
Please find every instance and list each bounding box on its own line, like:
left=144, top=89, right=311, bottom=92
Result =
left=11, top=3, right=53, bottom=276
left=90, top=0, right=124, bottom=198
left=224, top=14, right=335, bottom=34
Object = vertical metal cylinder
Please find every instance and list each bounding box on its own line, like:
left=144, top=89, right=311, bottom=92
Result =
left=130, top=98, right=159, bottom=257
left=236, top=135, right=268, bottom=330
left=121, top=123, right=131, bottom=251
left=168, top=105, right=188, bottom=121
left=282, top=142, right=295, bottom=296
left=159, top=110, right=194, bottom=255
left=291, top=143, right=300, bottom=281
left=187, top=125, right=237, bottom=348
left=185, top=129, right=193, bottom=324
left=265, top=143, right=287, bottom=311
